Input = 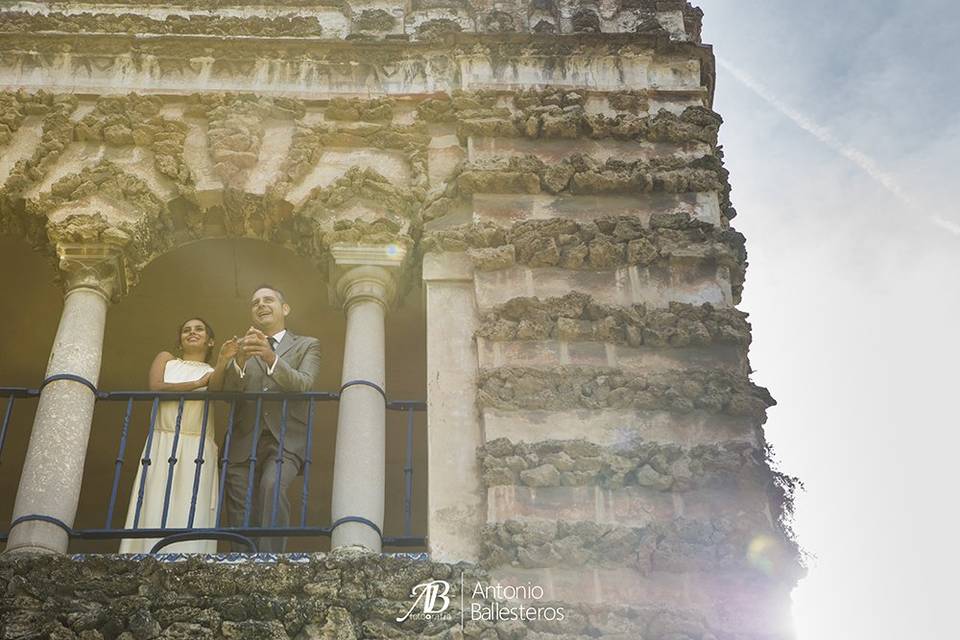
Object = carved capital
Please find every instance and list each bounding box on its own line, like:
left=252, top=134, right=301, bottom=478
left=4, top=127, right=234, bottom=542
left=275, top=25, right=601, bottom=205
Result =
left=330, top=243, right=407, bottom=311
left=56, top=243, right=128, bottom=301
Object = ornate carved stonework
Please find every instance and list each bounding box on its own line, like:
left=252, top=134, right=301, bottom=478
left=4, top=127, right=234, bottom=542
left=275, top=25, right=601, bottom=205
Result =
left=330, top=244, right=407, bottom=310
left=56, top=242, right=128, bottom=300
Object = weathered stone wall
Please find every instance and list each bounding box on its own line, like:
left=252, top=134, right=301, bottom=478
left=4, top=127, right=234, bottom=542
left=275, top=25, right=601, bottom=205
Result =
left=0, top=548, right=791, bottom=640
left=0, top=1, right=799, bottom=638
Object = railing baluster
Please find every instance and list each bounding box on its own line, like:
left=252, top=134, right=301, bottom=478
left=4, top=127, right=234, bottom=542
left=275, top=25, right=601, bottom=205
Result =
left=269, top=398, right=289, bottom=527
left=243, top=397, right=263, bottom=528
left=403, top=404, right=414, bottom=538
left=0, top=394, right=15, bottom=464
left=132, top=397, right=161, bottom=529
left=186, top=399, right=211, bottom=529
left=215, top=399, right=238, bottom=528
left=105, top=398, right=134, bottom=527
left=299, top=399, right=315, bottom=527
left=0, top=389, right=428, bottom=550
left=159, top=396, right=186, bottom=528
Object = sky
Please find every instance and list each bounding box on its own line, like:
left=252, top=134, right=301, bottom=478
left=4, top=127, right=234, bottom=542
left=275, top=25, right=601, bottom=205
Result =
left=695, top=0, right=960, bottom=637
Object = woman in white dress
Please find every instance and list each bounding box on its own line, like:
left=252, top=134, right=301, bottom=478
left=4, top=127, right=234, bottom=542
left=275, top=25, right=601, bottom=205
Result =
left=119, top=318, right=237, bottom=554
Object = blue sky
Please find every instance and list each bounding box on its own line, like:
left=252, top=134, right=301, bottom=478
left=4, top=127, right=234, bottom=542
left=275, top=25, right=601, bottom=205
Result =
left=696, top=1, right=960, bottom=637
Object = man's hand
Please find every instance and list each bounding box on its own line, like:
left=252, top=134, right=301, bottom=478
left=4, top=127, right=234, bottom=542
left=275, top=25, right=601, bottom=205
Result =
left=240, top=326, right=276, bottom=366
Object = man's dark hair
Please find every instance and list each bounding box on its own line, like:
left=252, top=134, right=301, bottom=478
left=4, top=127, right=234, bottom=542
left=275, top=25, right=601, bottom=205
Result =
left=252, top=284, right=286, bottom=305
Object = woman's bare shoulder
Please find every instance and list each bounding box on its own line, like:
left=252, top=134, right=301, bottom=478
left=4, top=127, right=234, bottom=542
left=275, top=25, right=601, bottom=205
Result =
left=152, top=351, right=176, bottom=365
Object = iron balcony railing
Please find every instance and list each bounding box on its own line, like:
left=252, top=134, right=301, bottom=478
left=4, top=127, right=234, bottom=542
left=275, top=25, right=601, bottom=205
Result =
left=0, top=385, right=425, bottom=553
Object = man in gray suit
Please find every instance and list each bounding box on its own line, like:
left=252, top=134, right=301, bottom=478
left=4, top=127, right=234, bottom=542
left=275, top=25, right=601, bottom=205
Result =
left=222, top=284, right=322, bottom=552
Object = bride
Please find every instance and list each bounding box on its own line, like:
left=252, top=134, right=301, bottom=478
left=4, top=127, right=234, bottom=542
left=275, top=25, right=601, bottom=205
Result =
left=119, top=318, right=237, bottom=554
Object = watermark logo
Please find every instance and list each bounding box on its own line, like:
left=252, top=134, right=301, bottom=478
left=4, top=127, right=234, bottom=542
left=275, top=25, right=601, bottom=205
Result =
left=396, top=579, right=453, bottom=622
left=397, top=577, right=564, bottom=626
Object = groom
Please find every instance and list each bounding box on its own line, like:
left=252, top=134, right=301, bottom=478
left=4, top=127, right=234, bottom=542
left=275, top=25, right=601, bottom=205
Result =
left=222, top=284, right=323, bottom=552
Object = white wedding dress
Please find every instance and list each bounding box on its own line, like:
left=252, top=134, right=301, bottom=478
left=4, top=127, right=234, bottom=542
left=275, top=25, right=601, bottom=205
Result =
left=119, top=358, right=219, bottom=554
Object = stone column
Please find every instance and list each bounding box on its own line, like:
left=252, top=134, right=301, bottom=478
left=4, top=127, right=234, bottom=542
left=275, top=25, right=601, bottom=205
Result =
left=329, top=245, right=404, bottom=552
left=5, top=243, right=126, bottom=554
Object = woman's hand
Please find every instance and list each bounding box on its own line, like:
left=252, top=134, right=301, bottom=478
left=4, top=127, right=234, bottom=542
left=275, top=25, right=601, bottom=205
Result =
left=194, top=372, right=213, bottom=390
left=218, top=338, right=239, bottom=364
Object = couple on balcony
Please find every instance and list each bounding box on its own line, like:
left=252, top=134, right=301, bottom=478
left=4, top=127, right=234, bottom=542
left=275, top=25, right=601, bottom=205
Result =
left=119, top=285, right=323, bottom=554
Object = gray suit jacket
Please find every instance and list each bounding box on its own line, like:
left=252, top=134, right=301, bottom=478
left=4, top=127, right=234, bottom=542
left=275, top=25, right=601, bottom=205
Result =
left=223, top=331, right=323, bottom=465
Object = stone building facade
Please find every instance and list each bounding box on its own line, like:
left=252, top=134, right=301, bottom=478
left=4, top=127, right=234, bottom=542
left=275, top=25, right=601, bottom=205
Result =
left=0, top=1, right=801, bottom=638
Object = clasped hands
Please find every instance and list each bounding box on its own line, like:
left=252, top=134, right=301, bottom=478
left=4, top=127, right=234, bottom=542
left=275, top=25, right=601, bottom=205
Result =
left=217, top=327, right=276, bottom=368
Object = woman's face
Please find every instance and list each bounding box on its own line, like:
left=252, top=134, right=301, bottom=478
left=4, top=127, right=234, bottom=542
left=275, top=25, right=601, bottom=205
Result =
left=180, top=319, right=211, bottom=353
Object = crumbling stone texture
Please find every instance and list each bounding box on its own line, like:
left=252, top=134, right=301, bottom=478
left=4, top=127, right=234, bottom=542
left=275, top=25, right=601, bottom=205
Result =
left=477, top=366, right=775, bottom=417
left=0, top=12, right=325, bottom=37
left=76, top=94, right=191, bottom=185
left=477, top=294, right=751, bottom=348
left=272, top=121, right=429, bottom=201
left=424, top=216, right=746, bottom=297
left=187, top=94, right=304, bottom=189
left=2, top=94, right=77, bottom=196
left=30, top=161, right=164, bottom=220
left=0, top=549, right=756, bottom=640
left=478, top=437, right=765, bottom=490
left=481, top=518, right=800, bottom=579
left=421, top=90, right=721, bottom=146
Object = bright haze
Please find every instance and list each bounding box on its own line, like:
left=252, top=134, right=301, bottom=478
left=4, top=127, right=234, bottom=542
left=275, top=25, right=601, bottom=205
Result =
left=695, top=0, right=960, bottom=637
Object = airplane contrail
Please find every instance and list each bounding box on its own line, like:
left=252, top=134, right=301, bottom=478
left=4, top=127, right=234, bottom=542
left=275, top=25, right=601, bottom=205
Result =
left=717, top=57, right=960, bottom=237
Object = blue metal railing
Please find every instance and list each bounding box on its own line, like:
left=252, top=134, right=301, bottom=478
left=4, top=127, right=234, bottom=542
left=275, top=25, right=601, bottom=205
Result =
left=0, top=385, right=425, bottom=553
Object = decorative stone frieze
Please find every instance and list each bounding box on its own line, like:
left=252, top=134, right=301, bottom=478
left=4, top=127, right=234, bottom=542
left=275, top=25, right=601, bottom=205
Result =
left=75, top=94, right=191, bottom=186
left=189, top=94, right=288, bottom=188
left=477, top=294, right=751, bottom=347
left=30, top=161, right=165, bottom=220
left=55, top=242, right=128, bottom=301
left=1, top=98, right=76, bottom=197
left=477, top=366, right=775, bottom=417
left=478, top=436, right=765, bottom=491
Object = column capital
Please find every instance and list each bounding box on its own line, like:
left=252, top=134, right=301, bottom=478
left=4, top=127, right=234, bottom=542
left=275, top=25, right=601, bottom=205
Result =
left=329, top=243, right=407, bottom=311
left=56, top=242, right=128, bottom=301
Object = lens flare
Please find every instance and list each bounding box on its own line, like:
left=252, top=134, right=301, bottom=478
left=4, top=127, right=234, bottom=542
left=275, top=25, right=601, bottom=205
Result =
left=747, top=534, right=781, bottom=576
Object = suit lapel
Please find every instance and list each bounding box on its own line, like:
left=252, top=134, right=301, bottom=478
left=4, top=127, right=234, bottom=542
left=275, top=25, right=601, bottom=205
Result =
left=274, top=330, right=297, bottom=360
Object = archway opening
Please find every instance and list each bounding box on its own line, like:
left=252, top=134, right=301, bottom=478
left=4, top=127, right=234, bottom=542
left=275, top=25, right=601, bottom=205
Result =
left=1, top=236, right=428, bottom=554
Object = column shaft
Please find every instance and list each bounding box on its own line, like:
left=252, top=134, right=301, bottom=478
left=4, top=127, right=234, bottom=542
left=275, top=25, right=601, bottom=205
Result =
left=6, top=287, right=109, bottom=554
left=331, top=296, right=387, bottom=551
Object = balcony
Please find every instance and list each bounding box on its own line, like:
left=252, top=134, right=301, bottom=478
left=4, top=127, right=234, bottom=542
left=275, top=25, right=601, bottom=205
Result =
left=0, top=236, right=430, bottom=556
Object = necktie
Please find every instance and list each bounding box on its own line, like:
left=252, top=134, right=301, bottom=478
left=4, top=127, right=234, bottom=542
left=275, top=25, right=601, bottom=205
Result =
left=268, top=336, right=278, bottom=352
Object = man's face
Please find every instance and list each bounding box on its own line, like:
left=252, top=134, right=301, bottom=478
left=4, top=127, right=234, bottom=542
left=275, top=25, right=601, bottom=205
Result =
left=250, top=288, right=289, bottom=332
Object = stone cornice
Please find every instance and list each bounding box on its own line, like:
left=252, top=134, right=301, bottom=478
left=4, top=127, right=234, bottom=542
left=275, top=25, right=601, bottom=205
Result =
left=0, top=33, right=715, bottom=103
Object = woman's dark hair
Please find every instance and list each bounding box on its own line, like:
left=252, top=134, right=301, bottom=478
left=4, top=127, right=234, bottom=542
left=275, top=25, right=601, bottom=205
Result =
left=177, top=317, right=216, bottom=363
